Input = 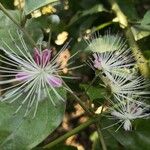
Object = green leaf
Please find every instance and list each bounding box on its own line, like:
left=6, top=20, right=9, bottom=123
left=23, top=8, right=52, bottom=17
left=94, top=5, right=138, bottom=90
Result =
left=0, top=10, right=21, bottom=52
left=25, top=17, right=44, bottom=43
left=0, top=88, right=66, bottom=149
left=141, top=10, right=150, bottom=26
left=0, top=10, right=20, bottom=28
left=130, top=11, right=150, bottom=41
left=0, top=0, right=14, bottom=9
left=141, top=10, right=150, bottom=30
left=116, top=0, right=139, bottom=20
left=0, top=10, right=43, bottom=54
left=68, top=4, right=107, bottom=26
left=131, top=26, right=150, bottom=41
left=107, top=119, right=150, bottom=150
left=90, top=131, right=118, bottom=150
left=26, top=14, right=60, bottom=31
left=24, top=0, right=59, bottom=15
left=80, top=84, right=104, bottom=102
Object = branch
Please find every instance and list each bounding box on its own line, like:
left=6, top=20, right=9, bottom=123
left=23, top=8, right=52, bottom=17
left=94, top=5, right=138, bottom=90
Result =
left=107, top=0, right=150, bottom=77
left=43, top=117, right=97, bottom=149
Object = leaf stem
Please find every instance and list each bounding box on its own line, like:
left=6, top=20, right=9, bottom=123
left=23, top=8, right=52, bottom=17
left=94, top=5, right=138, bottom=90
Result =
left=63, top=83, right=107, bottom=150
left=107, top=0, right=149, bottom=77
left=43, top=117, right=97, bottom=149
left=0, top=3, right=36, bottom=47
left=84, top=74, right=107, bottom=150
left=96, top=120, right=107, bottom=150
left=92, top=21, right=113, bottom=33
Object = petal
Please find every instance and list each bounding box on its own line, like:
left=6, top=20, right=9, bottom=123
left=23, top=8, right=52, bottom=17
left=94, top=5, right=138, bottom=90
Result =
left=42, top=49, right=51, bottom=66
left=16, top=72, right=30, bottom=81
left=47, top=75, right=62, bottom=87
left=34, top=48, right=41, bottom=65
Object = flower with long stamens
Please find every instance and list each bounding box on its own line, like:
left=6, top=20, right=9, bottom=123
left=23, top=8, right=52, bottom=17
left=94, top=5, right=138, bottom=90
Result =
left=110, top=99, right=150, bottom=131
left=85, top=31, right=150, bottom=132
left=86, top=33, right=135, bottom=80
left=0, top=31, right=79, bottom=118
left=108, top=74, right=149, bottom=101
left=86, top=32, right=149, bottom=101
left=86, top=32, right=127, bottom=53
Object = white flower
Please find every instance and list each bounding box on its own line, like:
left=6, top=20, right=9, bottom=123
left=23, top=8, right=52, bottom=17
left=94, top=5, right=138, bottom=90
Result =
left=86, top=33, right=127, bottom=53
left=0, top=31, right=78, bottom=118
left=108, top=74, right=149, bottom=101
left=110, top=100, right=150, bottom=131
left=86, top=32, right=135, bottom=79
left=92, top=50, right=134, bottom=77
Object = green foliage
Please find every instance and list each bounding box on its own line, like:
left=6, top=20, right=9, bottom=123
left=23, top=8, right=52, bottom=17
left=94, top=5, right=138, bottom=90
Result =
left=0, top=88, right=66, bottom=150
left=24, top=0, right=59, bottom=15
left=80, top=84, right=104, bottom=102
left=52, top=144, right=78, bottom=150
left=141, top=10, right=150, bottom=30
left=68, top=4, right=107, bottom=26
left=0, top=10, right=19, bottom=48
left=0, top=10, right=43, bottom=53
left=131, top=10, right=150, bottom=40
left=0, top=0, right=150, bottom=150
left=107, top=119, right=150, bottom=150
left=116, top=0, right=139, bottom=20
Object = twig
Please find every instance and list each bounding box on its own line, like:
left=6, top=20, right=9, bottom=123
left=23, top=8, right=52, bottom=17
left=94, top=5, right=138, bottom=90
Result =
left=43, top=117, right=97, bottom=149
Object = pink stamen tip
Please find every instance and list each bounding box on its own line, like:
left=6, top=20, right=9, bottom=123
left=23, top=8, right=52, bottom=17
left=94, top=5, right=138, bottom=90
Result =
left=41, top=49, right=51, bottom=67
left=93, top=54, right=102, bottom=69
left=34, top=48, right=41, bottom=65
left=33, top=48, right=51, bottom=67
left=47, top=75, right=62, bottom=87
left=94, top=60, right=101, bottom=69
left=16, top=72, right=30, bottom=81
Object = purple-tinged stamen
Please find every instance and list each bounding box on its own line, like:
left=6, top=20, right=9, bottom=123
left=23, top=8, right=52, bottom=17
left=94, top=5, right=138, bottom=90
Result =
left=33, top=48, right=51, bottom=67
left=41, top=49, right=51, bottom=67
left=16, top=72, right=31, bottom=81
left=47, top=75, right=62, bottom=87
left=34, top=48, right=41, bottom=65
left=93, top=53, right=102, bottom=70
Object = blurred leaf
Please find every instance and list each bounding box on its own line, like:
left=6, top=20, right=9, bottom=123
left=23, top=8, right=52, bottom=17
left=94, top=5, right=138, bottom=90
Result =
left=143, top=50, right=150, bottom=60
left=26, top=14, right=60, bottom=31
left=24, top=0, right=59, bottom=15
left=90, top=131, right=118, bottom=150
left=107, top=119, right=150, bottom=150
left=0, top=10, right=20, bottom=28
left=0, top=10, right=21, bottom=52
left=141, top=10, right=150, bottom=30
left=130, top=10, right=150, bottom=40
left=69, top=4, right=107, bottom=26
left=80, top=84, right=104, bottom=102
left=25, top=17, right=45, bottom=42
left=116, top=0, right=139, bottom=20
left=0, top=88, right=66, bottom=150
left=131, top=26, right=150, bottom=41
left=51, top=144, right=78, bottom=150
left=141, top=10, right=150, bottom=26
left=0, top=10, right=43, bottom=54
left=0, top=0, right=14, bottom=9
left=34, top=144, right=77, bottom=150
